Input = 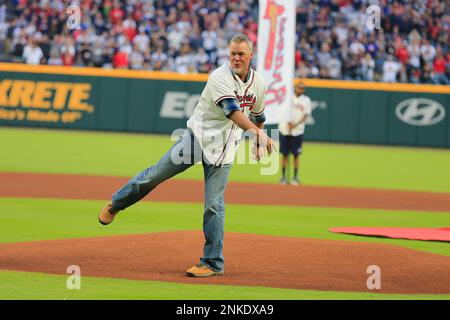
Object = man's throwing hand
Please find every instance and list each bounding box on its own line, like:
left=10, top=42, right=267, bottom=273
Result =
left=252, top=130, right=275, bottom=161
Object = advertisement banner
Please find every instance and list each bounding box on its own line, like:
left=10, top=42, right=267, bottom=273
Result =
left=256, top=0, right=296, bottom=125
left=0, top=77, right=96, bottom=129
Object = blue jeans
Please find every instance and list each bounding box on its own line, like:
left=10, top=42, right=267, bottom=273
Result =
left=111, top=129, right=232, bottom=272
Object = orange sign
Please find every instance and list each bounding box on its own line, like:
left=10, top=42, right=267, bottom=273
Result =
left=0, top=79, right=94, bottom=124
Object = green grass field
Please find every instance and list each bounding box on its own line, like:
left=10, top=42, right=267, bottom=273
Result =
left=0, top=127, right=449, bottom=300
left=1, top=127, right=450, bottom=192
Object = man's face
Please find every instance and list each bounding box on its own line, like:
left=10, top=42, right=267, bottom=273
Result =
left=229, top=41, right=253, bottom=78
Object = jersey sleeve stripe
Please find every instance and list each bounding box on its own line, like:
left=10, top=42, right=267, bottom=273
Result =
left=215, top=95, right=237, bottom=105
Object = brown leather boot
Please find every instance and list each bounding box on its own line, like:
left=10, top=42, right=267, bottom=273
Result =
left=186, top=263, right=224, bottom=277
left=98, top=203, right=119, bottom=225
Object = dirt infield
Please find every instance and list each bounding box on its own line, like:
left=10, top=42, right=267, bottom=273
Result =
left=2, top=172, right=450, bottom=211
left=0, top=231, right=449, bottom=294
left=1, top=172, right=450, bottom=295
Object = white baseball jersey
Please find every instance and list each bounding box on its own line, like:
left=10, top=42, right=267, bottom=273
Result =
left=278, top=94, right=312, bottom=136
left=187, top=62, right=266, bottom=165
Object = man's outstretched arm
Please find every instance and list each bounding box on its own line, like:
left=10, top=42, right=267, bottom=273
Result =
left=218, top=98, right=273, bottom=154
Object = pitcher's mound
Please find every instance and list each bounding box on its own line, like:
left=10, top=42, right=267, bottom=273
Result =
left=0, top=231, right=449, bottom=294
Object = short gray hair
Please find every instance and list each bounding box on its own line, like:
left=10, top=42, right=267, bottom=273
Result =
left=229, top=34, right=254, bottom=52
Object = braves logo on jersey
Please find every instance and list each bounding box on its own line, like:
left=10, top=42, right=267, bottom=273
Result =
left=234, top=90, right=257, bottom=110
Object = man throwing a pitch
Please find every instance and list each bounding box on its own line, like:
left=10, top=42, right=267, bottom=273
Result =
left=99, top=34, right=273, bottom=277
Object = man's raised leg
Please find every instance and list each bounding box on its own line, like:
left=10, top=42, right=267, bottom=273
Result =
left=99, top=129, right=201, bottom=225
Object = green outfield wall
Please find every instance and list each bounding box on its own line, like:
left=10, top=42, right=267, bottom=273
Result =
left=0, top=63, right=449, bottom=147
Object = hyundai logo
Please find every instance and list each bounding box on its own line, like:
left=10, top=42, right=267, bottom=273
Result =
left=395, top=98, right=445, bottom=126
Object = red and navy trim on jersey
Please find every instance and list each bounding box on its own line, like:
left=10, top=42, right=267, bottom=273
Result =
left=215, top=95, right=237, bottom=105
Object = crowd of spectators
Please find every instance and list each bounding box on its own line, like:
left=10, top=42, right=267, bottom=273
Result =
left=0, top=0, right=448, bottom=84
